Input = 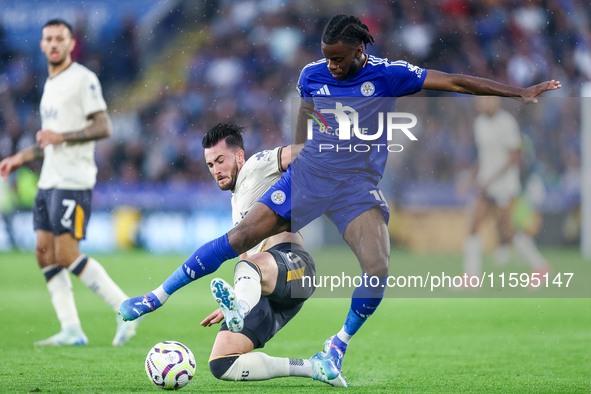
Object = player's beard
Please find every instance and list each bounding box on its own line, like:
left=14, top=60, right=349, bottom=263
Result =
left=48, top=55, right=67, bottom=67
left=218, top=161, right=240, bottom=191
left=228, top=162, right=239, bottom=190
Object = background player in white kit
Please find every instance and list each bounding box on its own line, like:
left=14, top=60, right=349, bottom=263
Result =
left=462, top=96, right=550, bottom=279
left=0, top=19, right=141, bottom=346
left=196, top=123, right=346, bottom=386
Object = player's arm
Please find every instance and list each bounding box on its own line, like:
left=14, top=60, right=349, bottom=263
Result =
left=36, top=110, right=112, bottom=148
left=295, top=98, right=315, bottom=144
left=0, top=143, right=44, bottom=181
left=456, top=162, right=479, bottom=196
left=200, top=308, right=224, bottom=327
left=422, top=70, right=561, bottom=103
left=279, top=143, right=304, bottom=171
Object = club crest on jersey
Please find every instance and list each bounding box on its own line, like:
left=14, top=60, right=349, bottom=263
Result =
left=360, top=81, right=375, bottom=97
left=271, top=190, right=286, bottom=205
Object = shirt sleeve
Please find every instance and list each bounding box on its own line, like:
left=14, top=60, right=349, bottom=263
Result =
left=296, top=67, right=312, bottom=98
left=248, top=147, right=283, bottom=179
left=79, top=71, right=107, bottom=117
left=384, top=61, right=427, bottom=97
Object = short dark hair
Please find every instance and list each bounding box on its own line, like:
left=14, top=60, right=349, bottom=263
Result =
left=202, top=123, right=245, bottom=151
left=322, top=14, right=374, bottom=48
left=43, top=19, right=74, bottom=37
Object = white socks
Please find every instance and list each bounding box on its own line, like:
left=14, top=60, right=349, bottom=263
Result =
left=337, top=327, right=353, bottom=345
left=513, top=231, right=546, bottom=269
left=43, top=265, right=81, bottom=331
left=220, top=353, right=312, bottom=381
left=464, top=232, right=546, bottom=274
left=68, top=255, right=128, bottom=313
left=234, top=261, right=262, bottom=316
left=463, top=235, right=482, bottom=276
left=152, top=285, right=170, bottom=304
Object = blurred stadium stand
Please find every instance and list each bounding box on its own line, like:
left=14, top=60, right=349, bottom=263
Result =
left=0, top=0, right=588, bottom=252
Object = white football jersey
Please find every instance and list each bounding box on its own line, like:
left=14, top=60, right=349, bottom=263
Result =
left=38, top=62, right=107, bottom=190
left=231, top=147, right=284, bottom=256
left=474, top=109, right=521, bottom=200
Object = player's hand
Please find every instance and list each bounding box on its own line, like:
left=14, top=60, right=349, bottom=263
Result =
left=519, top=80, right=562, bottom=104
left=36, top=129, right=64, bottom=148
left=200, top=309, right=224, bottom=327
left=0, top=154, right=23, bottom=181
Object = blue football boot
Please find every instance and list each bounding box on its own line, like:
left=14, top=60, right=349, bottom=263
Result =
left=310, top=351, right=349, bottom=387
left=119, top=293, right=162, bottom=321
left=321, top=335, right=347, bottom=380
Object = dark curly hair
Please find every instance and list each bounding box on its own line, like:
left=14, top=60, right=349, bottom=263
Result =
left=322, top=14, right=374, bottom=48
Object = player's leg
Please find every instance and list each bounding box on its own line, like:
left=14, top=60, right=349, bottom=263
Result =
left=504, top=199, right=550, bottom=273
left=320, top=206, right=390, bottom=379
left=463, top=195, right=490, bottom=277
left=32, top=190, right=86, bottom=346
left=48, top=189, right=140, bottom=346
left=207, top=295, right=346, bottom=386
left=53, top=233, right=127, bottom=313
left=208, top=331, right=316, bottom=382
left=120, top=167, right=294, bottom=321
left=34, top=228, right=88, bottom=346
left=492, top=198, right=514, bottom=265
left=120, top=202, right=290, bottom=321
left=51, top=232, right=141, bottom=346
left=213, top=241, right=314, bottom=333
left=211, top=252, right=276, bottom=332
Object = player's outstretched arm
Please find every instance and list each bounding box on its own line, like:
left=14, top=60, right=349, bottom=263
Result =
left=0, top=143, right=43, bottom=181
left=36, top=110, right=112, bottom=148
left=423, top=70, right=561, bottom=103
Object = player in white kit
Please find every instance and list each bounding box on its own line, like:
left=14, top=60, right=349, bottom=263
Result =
left=0, top=19, right=141, bottom=346
left=196, top=123, right=346, bottom=386
left=463, top=96, right=550, bottom=279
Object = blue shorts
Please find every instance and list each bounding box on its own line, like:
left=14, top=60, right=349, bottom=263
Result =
left=258, top=162, right=390, bottom=236
left=33, top=188, right=92, bottom=239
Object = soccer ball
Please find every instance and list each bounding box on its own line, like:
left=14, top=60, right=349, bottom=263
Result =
left=145, top=341, right=196, bottom=390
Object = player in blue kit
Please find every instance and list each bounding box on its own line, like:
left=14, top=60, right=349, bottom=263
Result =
left=120, top=14, right=560, bottom=381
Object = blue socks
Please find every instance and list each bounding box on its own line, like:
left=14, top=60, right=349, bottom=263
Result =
left=119, top=234, right=239, bottom=320
left=162, top=234, right=239, bottom=295
left=339, top=273, right=387, bottom=348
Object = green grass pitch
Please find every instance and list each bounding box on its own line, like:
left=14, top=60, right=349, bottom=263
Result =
left=0, top=248, right=589, bottom=393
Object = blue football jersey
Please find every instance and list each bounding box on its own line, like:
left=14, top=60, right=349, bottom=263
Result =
left=296, top=55, right=427, bottom=182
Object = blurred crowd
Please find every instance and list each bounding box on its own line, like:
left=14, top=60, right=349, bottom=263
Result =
left=0, top=0, right=588, bottom=195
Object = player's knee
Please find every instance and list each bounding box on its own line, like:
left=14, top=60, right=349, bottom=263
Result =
left=364, top=260, right=389, bottom=277
left=54, top=251, right=73, bottom=268
left=35, top=246, right=53, bottom=267
left=236, top=259, right=263, bottom=277
left=209, top=355, right=239, bottom=380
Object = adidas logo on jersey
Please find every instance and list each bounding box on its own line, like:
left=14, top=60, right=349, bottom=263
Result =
left=316, top=84, right=331, bottom=95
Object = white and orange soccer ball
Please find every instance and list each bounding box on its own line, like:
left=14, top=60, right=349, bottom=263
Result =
left=145, top=341, right=196, bottom=390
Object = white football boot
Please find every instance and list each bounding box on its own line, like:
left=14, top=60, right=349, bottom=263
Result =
left=211, top=278, right=244, bottom=333
left=34, top=328, right=88, bottom=346
left=112, top=313, right=144, bottom=346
